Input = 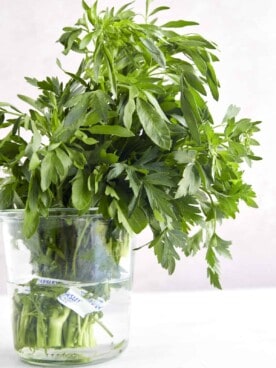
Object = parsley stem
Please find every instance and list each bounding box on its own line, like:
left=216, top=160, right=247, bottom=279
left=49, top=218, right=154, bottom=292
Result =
left=133, top=241, right=151, bottom=251
left=94, top=316, right=114, bottom=338
left=72, top=218, right=91, bottom=277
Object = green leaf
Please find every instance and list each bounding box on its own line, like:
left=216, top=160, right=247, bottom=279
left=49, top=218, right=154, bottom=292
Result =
left=0, top=102, right=21, bottom=113
left=167, top=229, right=187, bottom=250
left=107, top=163, right=125, bottom=181
left=175, top=197, right=203, bottom=228
left=143, top=91, right=170, bottom=123
left=146, top=0, right=154, bottom=18
left=40, top=152, right=56, bottom=191
left=144, top=183, right=175, bottom=221
left=175, top=164, right=201, bottom=198
left=100, top=148, right=119, bottom=164
left=89, top=124, right=134, bottom=137
left=17, top=94, right=43, bottom=112
left=140, top=38, right=166, bottom=68
left=173, top=150, right=197, bottom=164
left=207, top=267, right=222, bottom=289
left=180, top=76, right=201, bottom=143
left=23, top=207, right=40, bottom=239
left=186, top=49, right=207, bottom=75
left=55, top=148, right=72, bottom=178
left=27, top=172, right=40, bottom=211
left=185, top=230, right=203, bottom=256
left=89, top=90, right=109, bottom=122
left=123, top=97, right=136, bottom=130
left=60, top=29, right=82, bottom=55
left=0, top=140, right=21, bottom=161
left=88, top=0, right=98, bottom=25
left=205, top=236, right=222, bottom=288
left=144, top=172, right=174, bottom=187
left=82, top=0, right=90, bottom=11
left=72, top=170, right=91, bottom=212
left=149, top=6, right=170, bottom=17
left=128, top=207, right=148, bottom=234
left=0, top=112, right=4, bottom=124
left=53, top=126, right=76, bottom=143
left=74, top=130, right=98, bottom=145
left=206, top=245, right=218, bottom=269
left=93, top=41, right=103, bottom=82
left=105, top=185, right=120, bottom=200
left=109, top=200, right=133, bottom=234
left=162, top=20, right=199, bottom=28
left=103, top=45, right=117, bottom=98
left=153, top=209, right=165, bottom=222
left=25, top=121, right=41, bottom=156
left=116, top=2, right=135, bottom=15
left=184, top=72, right=207, bottom=96
left=136, top=98, right=171, bottom=150
left=126, top=167, right=141, bottom=197
left=0, top=180, right=15, bottom=209
left=215, top=193, right=239, bottom=219
left=223, top=105, right=241, bottom=122
left=151, top=231, right=180, bottom=275
left=64, top=99, right=88, bottom=127
left=239, top=184, right=258, bottom=208
left=210, top=233, right=232, bottom=259
left=29, top=152, right=40, bottom=171
left=188, top=35, right=217, bottom=49
left=79, top=32, right=94, bottom=49
left=65, top=147, right=87, bottom=169
left=206, top=62, right=220, bottom=100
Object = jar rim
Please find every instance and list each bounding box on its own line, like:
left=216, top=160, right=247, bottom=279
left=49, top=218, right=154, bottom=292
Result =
left=0, top=208, right=103, bottom=220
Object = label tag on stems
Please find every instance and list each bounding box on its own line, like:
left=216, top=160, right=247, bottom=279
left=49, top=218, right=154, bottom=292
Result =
left=57, top=287, right=106, bottom=318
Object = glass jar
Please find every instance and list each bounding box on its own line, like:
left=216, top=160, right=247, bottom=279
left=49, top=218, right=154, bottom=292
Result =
left=0, top=209, right=133, bottom=366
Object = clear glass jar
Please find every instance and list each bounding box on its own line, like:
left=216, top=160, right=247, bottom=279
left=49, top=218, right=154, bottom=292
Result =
left=0, top=209, right=133, bottom=366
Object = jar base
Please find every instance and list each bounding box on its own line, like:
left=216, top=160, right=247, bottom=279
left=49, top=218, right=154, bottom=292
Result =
left=18, top=340, right=128, bottom=366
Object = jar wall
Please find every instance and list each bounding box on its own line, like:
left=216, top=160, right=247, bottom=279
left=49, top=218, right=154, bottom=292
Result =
left=0, top=209, right=133, bottom=366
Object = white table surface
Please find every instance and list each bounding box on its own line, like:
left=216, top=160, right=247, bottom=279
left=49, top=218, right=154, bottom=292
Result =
left=1, top=289, right=276, bottom=368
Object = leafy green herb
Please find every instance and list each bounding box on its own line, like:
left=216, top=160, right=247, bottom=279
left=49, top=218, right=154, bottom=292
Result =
left=0, top=2, right=262, bottom=362
left=0, top=0, right=261, bottom=289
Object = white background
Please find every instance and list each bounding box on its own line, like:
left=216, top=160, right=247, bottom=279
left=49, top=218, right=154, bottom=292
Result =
left=0, top=0, right=276, bottom=292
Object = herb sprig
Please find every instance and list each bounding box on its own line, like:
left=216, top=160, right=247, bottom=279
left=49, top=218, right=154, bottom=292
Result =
left=0, top=0, right=261, bottom=288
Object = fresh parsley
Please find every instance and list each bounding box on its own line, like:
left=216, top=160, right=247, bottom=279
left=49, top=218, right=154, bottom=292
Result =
left=0, top=0, right=261, bottom=289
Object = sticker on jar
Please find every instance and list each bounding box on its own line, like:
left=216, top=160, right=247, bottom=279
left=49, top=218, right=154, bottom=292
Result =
left=17, top=285, right=31, bottom=294
left=36, top=277, right=62, bottom=286
left=57, top=287, right=106, bottom=318
left=79, top=289, right=106, bottom=312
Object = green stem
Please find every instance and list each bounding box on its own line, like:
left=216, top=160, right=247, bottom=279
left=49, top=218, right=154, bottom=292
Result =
left=94, top=315, right=114, bottom=338
left=48, top=307, right=70, bottom=348
left=65, top=311, right=78, bottom=347
left=36, top=314, right=47, bottom=349
left=16, top=301, right=32, bottom=349
left=77, top=315, right=89, bottom=346
left=72, top=219, right=91, bottom=277
left=133, top=241, right=150, bottom=251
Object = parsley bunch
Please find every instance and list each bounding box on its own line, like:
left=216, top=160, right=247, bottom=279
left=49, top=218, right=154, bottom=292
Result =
left=0, top=0, right=261, bottom=288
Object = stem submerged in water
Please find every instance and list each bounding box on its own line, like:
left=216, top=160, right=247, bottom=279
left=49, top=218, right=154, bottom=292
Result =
left=72, top=219, right=91, bottom=277
left=12, top=284, right=109, bottom=353
left=48, top=307, right=71, bottom=348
